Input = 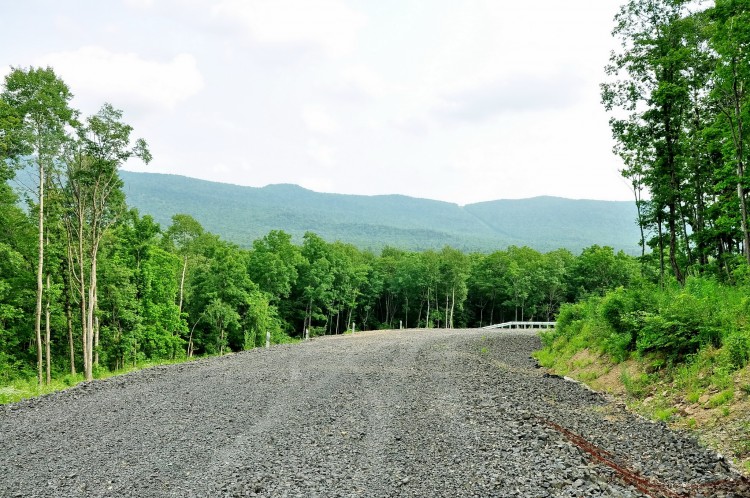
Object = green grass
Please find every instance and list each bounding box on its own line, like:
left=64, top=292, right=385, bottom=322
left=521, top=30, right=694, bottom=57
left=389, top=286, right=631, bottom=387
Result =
left=707, top=389, right=734, bottom=408
left=0, top=378, right=76, bottom=404
left=654, top=407, right=677, bottom=422
left=0, top=347, right=273, bottom=405
left=621, top=370, right=652, bottom=399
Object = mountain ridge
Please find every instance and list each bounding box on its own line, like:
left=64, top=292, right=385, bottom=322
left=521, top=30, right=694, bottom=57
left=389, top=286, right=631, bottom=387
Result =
left=116, top=171, right=640, bottom=254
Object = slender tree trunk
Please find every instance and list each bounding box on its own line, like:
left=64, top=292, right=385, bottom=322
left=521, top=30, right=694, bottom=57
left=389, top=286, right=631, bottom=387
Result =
left=66, top=289, right=75, bottom=375
left=450, top=287, right=455, bottom=329
left=179, top=255, right=187, bottom=313
left=94, top=286, right=100, bottom=367
left=404, top=296, right=408, bottom=329
left=633, top=182, right=646, bottom=258
left=35, top=160, right=45, bottom=385
left=444, top=293, right=449, bottom=329
left=84, top=244, right=99, bottom=381
left=45, top=272, right=52, bottom=385
left=657, top=216, right=665, bottom=287
left=425, top=288, right=430, bottom=328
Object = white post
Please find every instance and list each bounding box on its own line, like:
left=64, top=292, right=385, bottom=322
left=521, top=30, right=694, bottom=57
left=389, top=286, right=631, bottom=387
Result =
left=304, top=328, right=309, bottom=341
left=399, top=320, right=402, bottom=330
left=265, top=330, right=270, bottom=348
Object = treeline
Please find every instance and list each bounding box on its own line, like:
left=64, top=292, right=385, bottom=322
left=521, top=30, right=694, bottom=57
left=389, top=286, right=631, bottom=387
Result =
left=0, top=67, right=642, bottom=386
left=539, top=0, right=750, bottom=378
left=603, top=0, right=750, bottom=282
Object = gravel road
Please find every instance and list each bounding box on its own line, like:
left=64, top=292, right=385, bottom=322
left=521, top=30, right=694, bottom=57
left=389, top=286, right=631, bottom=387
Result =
left=1, top=328, right=747, bottom=497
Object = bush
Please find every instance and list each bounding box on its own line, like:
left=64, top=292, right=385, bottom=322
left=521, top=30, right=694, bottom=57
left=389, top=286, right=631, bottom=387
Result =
left=636, top=293, right=719, bottom=359
left=602, top=331, right=632, bottom=363
left=722, top=330, right=750, bottom=371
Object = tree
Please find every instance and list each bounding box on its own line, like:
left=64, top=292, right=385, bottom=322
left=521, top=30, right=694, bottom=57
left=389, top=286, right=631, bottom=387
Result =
left=571, top=245, right=638, bottom=298
left=61, top=103, right=150, bottom=381
left=247, top=230, right=302, bottom=302
left=603, top=0, right=699, bottom=284
left=163, top=214, right=204, bottom=315
left=709, top=0, right=750, bottom=264
left=439, top=246, right=469, bottom=328
left=2, top=66, right=76, bottom=384
left=296, top=233, right=334, bottom=335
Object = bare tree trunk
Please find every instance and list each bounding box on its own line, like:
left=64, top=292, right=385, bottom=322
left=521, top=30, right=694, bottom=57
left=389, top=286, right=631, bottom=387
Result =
left=444, top=294, right=449, bottom=329
left=425, top=288, right=430, bottom=328
left=66, top=291, right=75, bottom=375
left=45, top=272, right=52, bottom=385
left=35, top=160, right=45, bottom=385
left=657, top=216, right=665, bottom=287
left=94, top=285, right=100, bottom=367
left=84, top=244, right=98, bottom=381
left=179, top=255, right=187, bottom=313
left=404, top=296, right=408, bottom=329
left=450, top=287, right=455, bottom=329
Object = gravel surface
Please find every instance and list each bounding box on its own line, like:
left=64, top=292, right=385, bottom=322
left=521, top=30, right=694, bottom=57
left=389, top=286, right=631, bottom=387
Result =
left=1, top=328, right=747, bottom=497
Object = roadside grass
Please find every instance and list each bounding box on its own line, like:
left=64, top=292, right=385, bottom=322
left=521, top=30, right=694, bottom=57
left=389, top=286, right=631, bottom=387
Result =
left=0, top=356, right=199, bottom=405
left=0, top=338, right=301, bottom=405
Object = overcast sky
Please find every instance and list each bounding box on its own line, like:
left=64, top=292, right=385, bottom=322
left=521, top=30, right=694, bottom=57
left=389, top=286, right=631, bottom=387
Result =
left=1, top=0, right=631, bottom=205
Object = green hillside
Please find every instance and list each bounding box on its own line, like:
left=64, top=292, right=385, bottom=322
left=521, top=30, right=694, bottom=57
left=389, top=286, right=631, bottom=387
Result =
left=118, top=171, right=640, bottom=253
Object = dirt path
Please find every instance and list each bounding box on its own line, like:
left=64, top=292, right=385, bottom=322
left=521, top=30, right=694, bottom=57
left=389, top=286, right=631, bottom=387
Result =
left=0, top=329, right=745, bottom=497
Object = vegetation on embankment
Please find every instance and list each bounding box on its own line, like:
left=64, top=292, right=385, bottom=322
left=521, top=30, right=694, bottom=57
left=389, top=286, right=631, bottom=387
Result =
left=535, top=277, right=750, bottom=474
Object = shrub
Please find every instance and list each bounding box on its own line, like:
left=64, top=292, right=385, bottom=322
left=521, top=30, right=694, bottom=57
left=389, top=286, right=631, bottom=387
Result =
left=722, top=330, right=750, bottom=371
left=636, top=293, right=719, bottom=359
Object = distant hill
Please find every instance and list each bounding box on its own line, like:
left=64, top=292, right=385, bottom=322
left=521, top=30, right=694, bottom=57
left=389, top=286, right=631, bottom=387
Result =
left=116, top=171, right=641, bottom=254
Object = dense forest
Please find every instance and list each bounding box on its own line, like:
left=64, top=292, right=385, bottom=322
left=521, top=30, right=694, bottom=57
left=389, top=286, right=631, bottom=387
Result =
left=0, top=66, right=641, bottom=386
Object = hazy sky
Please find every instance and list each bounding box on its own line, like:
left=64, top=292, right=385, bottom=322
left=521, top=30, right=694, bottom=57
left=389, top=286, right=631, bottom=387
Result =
left=1, top=0, right=631, bottom=205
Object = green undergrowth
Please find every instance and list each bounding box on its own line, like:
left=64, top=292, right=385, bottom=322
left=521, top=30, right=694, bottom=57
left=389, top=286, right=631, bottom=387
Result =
left=534, top=276, right=750, bottom=474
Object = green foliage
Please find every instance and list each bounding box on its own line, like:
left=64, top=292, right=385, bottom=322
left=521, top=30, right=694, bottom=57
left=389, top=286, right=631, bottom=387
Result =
left=708, top=389, right=734, bottom=408
left=621, top=370, right=652, bottom=399
left=722, top=329, right=750, bottom=371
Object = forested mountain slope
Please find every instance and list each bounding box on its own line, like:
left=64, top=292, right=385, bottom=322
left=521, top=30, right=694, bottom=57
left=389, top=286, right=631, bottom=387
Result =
left=120, top=171, right=640, bottom=253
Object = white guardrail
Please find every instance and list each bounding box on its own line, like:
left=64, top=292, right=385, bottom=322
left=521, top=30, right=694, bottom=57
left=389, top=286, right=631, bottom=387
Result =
left=482, top=321, right=556, bottom=330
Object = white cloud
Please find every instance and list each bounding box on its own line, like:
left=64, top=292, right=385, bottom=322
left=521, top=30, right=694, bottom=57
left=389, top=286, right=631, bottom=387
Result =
left=34, top=46, right=204, bottom=112
left=122, top=0, right=154, bottom=9
left=210, top=0, right=365, bottom=57
left=307, top=138, right=335, bottom=168
left=435, top=70, right=585, bottom=122
left=302, top=105, right=340, bottom=135
left=337, top=64, right=392, bottom=99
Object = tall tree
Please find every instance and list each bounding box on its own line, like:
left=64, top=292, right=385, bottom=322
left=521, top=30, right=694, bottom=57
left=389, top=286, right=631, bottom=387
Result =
left=603, top=0, right=697, bottom=284
left=709, top=0, right=750, bottom=264
left=2, top=67, right=76, bottom=383
left=61, top=103, right=150, bottom=381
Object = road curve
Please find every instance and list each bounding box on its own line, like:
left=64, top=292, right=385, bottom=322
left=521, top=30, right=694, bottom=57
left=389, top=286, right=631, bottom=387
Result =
left=0, top=329, right=745, bottom=497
